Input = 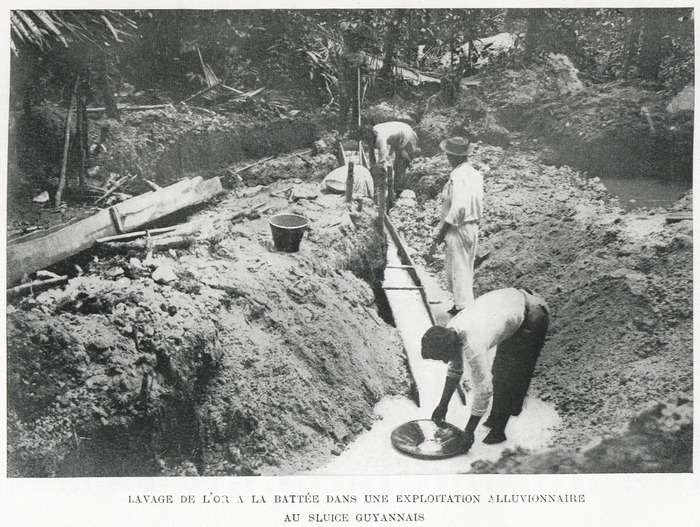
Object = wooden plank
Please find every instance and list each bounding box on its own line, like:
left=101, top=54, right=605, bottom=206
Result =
left=114, top=176, right=223, bottom=232
left=666, top=213, right=692, bottom=223
left=86, top=104, right=173, bottom=114
left=96, top=226, right=179, bottom=244
left=7, top=275, right=69, bottom=299
left=383, top=235, right=444, bottom=409
left=7, top=177, right=224, bottom=285
left=7, top=209, right=117, bottom=285
left=384, top=214, right=435, bottom=325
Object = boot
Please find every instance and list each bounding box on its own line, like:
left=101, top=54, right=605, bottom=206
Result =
left=483, top=415, right=509, bottom=444
left=463, top=415, right=481, bottom=452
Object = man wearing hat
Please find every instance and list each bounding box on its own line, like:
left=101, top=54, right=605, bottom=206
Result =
left=428, top=137, right=483, bottom=315
left=421, top=288, right=550, bottom=451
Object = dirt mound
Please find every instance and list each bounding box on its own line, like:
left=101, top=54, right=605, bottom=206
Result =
left=469, top=393, right=692, bottom=473
left=6, top=56, right=693, bottom=477
left=364, top=100, right=418, bottom=126
left=416, top=55, right=693, bottom=184
left=389, top=143, right=692, bottom=460
left=7, top=172, right=411, bottom=477
left=415, top=93, right=488, bottom=155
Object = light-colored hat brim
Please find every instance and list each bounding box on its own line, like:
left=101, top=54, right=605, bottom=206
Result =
left=439, top=139, right=470, bottom=156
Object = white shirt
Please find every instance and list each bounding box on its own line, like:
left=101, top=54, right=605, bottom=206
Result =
left=440, top=162, right=483, bottom=227
left=373, top=121, right=417, bottom=167
left=446, top=288, right=526, bottom=415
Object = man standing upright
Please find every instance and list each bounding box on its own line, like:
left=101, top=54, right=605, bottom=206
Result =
left=429, top=137, right=483, bottom=315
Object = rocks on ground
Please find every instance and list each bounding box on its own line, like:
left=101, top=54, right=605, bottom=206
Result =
left=7, top=169, right=411, bottom=477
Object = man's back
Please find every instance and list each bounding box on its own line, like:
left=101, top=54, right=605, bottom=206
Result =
left=373, top=121, right=415, bottom=147
left=448, top=288, right=526, bottom=360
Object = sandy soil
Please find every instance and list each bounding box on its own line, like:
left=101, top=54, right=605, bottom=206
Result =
left=7, top=59, right=693, bottom=476
left=7, top=174, right=412, bottom=477
left=392, top=141, right=692, bottom=448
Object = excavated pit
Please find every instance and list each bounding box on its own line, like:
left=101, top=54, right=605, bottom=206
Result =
left=8, top=77, right=693, bottom=476
left=7, top=138, right=416, bottom=477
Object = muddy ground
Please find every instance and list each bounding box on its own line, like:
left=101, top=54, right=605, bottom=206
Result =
left=6, top=56, right=693, bottom=476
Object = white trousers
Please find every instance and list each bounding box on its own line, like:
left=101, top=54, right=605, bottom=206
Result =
left=444, top=223, right=478, bottom=310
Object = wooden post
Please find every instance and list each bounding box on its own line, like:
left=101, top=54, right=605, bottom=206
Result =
left=54, top=74, right=80, bottom=208
left=75, top=79, right=87, bottom=187
left=356, top=67, right=362, bottom=129
left=387, top=166, right=395, bottom=210
left=345, top=161, right=355, bottom=203
left=7, top=275, right=69, bottom=300
left=337, top=140, right=347, bottom=167
left=373, top=166, right=386, bottom=236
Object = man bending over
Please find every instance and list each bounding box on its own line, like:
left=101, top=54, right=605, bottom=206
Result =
left=421, top=288, right=550, bottom=451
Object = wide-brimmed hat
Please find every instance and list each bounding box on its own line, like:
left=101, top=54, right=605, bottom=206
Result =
left=439, top=137, right=470, bottom=156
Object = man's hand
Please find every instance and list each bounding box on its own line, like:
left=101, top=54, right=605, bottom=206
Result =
left=431, top=404, right=447, bottom=426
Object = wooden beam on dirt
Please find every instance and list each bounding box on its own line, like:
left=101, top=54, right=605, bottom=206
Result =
left=99, top=234, right=193, bottom=254
left=7, top=177, right=224, bottom=285
left=114, top=176, right=223, bottom=232
left=666, top=213, right=692, bottom=224
left=96, top=226, right=180, bottom=244
left=232, top=156, right=275, bottom=176
left=7, top=275, right=69, bottom=300
left=85, top=104, right=174, bottom=114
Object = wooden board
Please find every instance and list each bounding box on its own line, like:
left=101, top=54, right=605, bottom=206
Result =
left=113, top=177, right=212, bottom=231
left=665, top=213, right=692, bottom=224
left=7, top=209, right=116, bottom=285
left=383, top=229, right=445, bottom=410
left=7, top=177, right=223, bottom=285
left=382, top=215, right=444, bottom=408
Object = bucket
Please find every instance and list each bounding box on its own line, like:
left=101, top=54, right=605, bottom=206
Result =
left=269, top=214, right=309, bottom=253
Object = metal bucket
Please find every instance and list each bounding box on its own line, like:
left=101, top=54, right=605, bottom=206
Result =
left=269, top=214, right=309, bottom=253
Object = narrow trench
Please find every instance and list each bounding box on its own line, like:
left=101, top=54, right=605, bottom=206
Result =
left=372, top=284, right=395, bottom=326
left=13, top=136, right=570, bottom=476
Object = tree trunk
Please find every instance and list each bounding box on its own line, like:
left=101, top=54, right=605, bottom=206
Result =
left=75, top=78, right=87, bottom=187
left=639, top=9, right=673, bottom=82
left=54, top=74, right=80, bottom=209
left=379, top=9, right=407, bottom=79
left=101, top=55, right=120, bottom=120
left=623, top=9, right=643, bottom=76
left=523, top=9, right=547, bottom=64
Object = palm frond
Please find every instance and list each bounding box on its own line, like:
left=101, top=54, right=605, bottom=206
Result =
left=15, top=11, right=48, bottom=50
left=10, top=12, right=30, bottom=43
left=100, top=14, right=122, bottom=42
left=11, top=9, right=137, bottom=54
left=34, top=10, right=68, bottom=47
